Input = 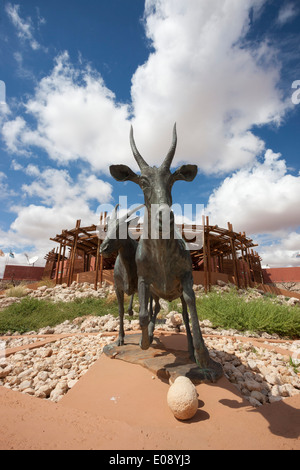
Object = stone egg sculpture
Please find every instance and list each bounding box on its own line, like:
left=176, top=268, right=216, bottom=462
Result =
left=167, top=376, right=198, bottom=420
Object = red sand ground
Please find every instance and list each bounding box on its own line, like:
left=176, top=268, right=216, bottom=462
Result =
left=0, top=333, right=299, bottom=450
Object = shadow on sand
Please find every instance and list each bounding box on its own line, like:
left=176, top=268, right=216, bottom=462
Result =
left=104, top=331, right=300, bottom=438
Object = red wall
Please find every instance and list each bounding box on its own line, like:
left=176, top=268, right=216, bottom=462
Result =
left=3, top=265, right=45, bottom=281
left=262, top=267, right=300, bottom=283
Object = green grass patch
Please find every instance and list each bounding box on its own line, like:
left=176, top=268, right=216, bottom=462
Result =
left=195, top=289, right=300, bottom=338
left=0, top=297, right=124, bottom=334
left=0, top=288, right=299, bottom=339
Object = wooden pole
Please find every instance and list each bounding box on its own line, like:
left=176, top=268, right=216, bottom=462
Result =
left=59, top=243, right=66, bottom=284
left=206, top=216, right=211, bottom=291
left=246, top=248, right=254, bottom=286
left=55, top=242, right=62, bottom=285
left=240, top=242, right=248, bottom=289
left=202, top=215, right=208, bottom=293
left=67, top=220, right=81, bottom=286
left=94, top=212, right=105, bottom=290
left=99, top=250, right=103, bottom=286
left=228, top=222, right=240, bottom=289
left=94, top=237, right=101, bottom=290
left=99, top=211, right=106, bottom=286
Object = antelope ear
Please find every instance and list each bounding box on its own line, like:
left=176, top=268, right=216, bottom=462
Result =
left=110, top=164, right=139, bottom=183
left=172, top=164, right=198, bottom=182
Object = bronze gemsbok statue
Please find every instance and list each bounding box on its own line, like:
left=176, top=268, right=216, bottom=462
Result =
left=109, top=124, right=223, bottom=381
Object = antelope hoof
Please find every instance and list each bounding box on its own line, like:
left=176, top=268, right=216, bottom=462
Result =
left=148, top=324, right=155, bottom=344
left=139, top=329, right=150, bottom=350
left=194, top=353, right=223, bottom=382
left=116, top=337, right=124, bottom=346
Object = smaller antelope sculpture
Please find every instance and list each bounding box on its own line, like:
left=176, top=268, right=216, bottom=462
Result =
left=99, top=204, right=160, bottom=346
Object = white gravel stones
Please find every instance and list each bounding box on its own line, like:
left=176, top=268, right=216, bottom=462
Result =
left=0, top=333, right=115, bottom=402
left=165, top=312, right=184, bottom=330
left=0, top=282, right=114, bottom=311
left=0, top=322, right=299, bottom=406
left=0, top=282, right=299, bottom=408
left=167, top=376, right=198, bottom=420
left=205, top=336, right=300, bottom=406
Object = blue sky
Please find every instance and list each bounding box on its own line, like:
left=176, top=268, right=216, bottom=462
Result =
left=0, top=0, right=300, bottom=276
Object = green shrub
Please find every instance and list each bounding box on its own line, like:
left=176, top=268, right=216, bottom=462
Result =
left=196, top=290, right=300, bottom=338
left=0, top=288, right=299, bottom=339
left=0, top=296, right=123, bottom=334
left=5, top=285, right=28, bottom=298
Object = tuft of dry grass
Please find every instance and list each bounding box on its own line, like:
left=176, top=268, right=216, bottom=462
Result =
left=5, top=284, right=28, bottom=298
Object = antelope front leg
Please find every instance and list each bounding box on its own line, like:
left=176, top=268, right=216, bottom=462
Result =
left=180, top=295, right=194, bottom=361
left=182, top=274, right=223, bottom=382
left=182, top=283, right=209, bottom=365
left=127, top=294, right=134, bottom=316
left=115, top=288, right=125, bottom=346
left=138, top=277, right=151, bottom=350
left=148, top=295, right=160, bottom=344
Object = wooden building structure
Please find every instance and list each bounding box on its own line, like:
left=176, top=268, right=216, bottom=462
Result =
left=45, top=213, right=263, bottom=293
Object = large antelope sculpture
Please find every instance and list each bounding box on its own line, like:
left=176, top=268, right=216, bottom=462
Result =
left=109, top=124, right=222, bottom=381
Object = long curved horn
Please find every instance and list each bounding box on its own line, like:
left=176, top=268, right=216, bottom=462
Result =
left=119, top=204, right=145, bottom=224
left=161, top=123, right=177, bottom=169
left=111, top=204, right=119, bottom=221
left=130, top=126, right=149, bottom=170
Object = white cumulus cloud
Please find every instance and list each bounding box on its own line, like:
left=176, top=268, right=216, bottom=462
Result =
left=2, top=53, right=132, bottom=171
left=1, top=0, right=299, bottom=269
left=5, top=2, right=43, bottom=51
left=2, top=1, right=289, bottom=175
left=206, top=149, right=300, bottom=234
left=129, top=0, right=287, bottom=172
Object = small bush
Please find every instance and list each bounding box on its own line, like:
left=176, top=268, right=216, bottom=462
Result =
left=36, top=278, right=56, bottom=288
left=196, top=289, right=300, bottom=338
left=5, top=285, right=28, bottom=298
left=0, top=295, right=127, bottom=334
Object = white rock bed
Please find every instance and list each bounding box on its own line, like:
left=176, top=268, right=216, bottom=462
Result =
left=0, top=282, right=114, bottom=311
left=0, top=280, right=299, bottom=407
left=205, top=336, right=300, bottom=407
left=0, top=314, right=299, bottom=407
left=0, top=333, right=116, bottom=402
left=2, top=336, right=41, bottom=349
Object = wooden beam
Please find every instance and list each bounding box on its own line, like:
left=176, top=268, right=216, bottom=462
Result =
left=59, top=243, right=66, bottom=284
left=202, top=216, right=208, bottom=293
left=94, top=237, right=101, bottom=290
left=240, top=241, right=248, bottom=289
left=227, top=222, right=240, bottom=289
left=55, top=241, right=63, bottom=285
left=67, top=220, right=81, bottom=287
left=94, top=212, right=106, bottom=290
left=206, top=216, right=211, bottom=291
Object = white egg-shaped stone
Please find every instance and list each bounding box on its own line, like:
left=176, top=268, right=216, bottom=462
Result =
left=167, top=376, right=198, bottom=420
